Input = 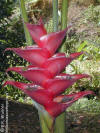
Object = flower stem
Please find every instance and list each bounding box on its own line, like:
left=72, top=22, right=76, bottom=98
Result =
left=60, top=0, right=68, bottom=52
left=53, top=0, right=58, bottom=32
left=19, top=0, right=33, bottom=45
left=38, top=110, right=54, bottom=133
left=39, top=110, right=66, bottom=133
left=54, top=113, right=66, bottom=133
left=61, top=0, right=68, bottom=30
left=39, top=111, right=50, bottom=133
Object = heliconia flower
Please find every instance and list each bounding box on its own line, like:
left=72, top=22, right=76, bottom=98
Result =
left=4, top=19, right=94, bottom=118
left=45, top=90, right=94, bottom=117
left=25, top=19, right=47, bottom=45
left=42, top=74, right=90, bottom=97
left=6, top=66, right=52, bottom=85
left=3, top=80, right=37, bottom=90
left=38, top=27, right=70, bottom=55
left=5, top=47, right=50, bottom=66
left=3, top=81, right=52, bottom=106
left=26, top=19, right=71, bottom=56
left=41, top=52, right=83, bottom=76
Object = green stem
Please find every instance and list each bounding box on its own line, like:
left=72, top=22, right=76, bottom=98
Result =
left=60, top=0, right=68, bottom=52
left=53, top=0, right=58, bottom=32
left=39, top=111, right=50, bottom=133
left=54, top=112, right=66, bottom=133
left=61, top=0, right=68, bottom=30
left=39, top=110, right=66, bottom=133
left=32, top=100, right=54, bottom=133
left=38, top=110, right=54, bottom=133
left=19, top=0, right=32, bottom=45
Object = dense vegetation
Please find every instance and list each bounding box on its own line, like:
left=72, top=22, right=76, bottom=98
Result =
left=0, top=0, right=26, bottom=99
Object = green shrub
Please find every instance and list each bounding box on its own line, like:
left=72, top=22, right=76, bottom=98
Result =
left=0, top=0, right=28, bottom=99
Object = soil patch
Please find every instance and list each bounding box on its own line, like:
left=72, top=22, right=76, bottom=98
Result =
left=0, top=97, right=100, bottom=133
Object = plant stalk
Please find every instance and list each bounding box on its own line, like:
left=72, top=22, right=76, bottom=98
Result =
left=38, top=110, right=54, bottom=133
left=19, top=0, right=32, bottom=45
left=39, top=111, right=51, bottom=133
left=61, top=0, right=68, bottom=30
left=39, top=110, right=66, bottom=133
left=53, top=0, right=58, bottom=32
left=54, top=112, right=66, bottom=133
left=60, top=0, right=68, bottom=52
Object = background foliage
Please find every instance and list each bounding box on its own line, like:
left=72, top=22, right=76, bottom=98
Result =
left=0, top=0, right=27, bottom=99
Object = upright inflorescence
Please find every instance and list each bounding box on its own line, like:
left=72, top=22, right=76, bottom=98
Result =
left=4, top=19, right=93, bottom=118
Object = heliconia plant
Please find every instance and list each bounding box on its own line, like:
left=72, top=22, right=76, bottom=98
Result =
left=3, top=19, right=94, bottom=133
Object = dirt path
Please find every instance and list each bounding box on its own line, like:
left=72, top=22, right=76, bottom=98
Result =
left=68, top=2, right=100, bottom=43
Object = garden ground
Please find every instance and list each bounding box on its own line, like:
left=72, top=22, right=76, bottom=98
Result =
left=1, top=97, right=100, bottom=133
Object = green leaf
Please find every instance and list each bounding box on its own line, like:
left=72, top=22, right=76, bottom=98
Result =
left=77, top=41, right=88, bottom=61
left=77, top=41, right=87, bottom=52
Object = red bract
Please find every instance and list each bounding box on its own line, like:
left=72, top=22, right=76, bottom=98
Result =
left=25, top=19, right=47, bottom=45
left=5, top=47, right=50, bottom=66
left=4, top=19, right=94, bottom=118
left=46, top=90, right=94, bottom=117
left=42, top=74, right=90, bottom=97
left=6, top=66, right=52, bottom=85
